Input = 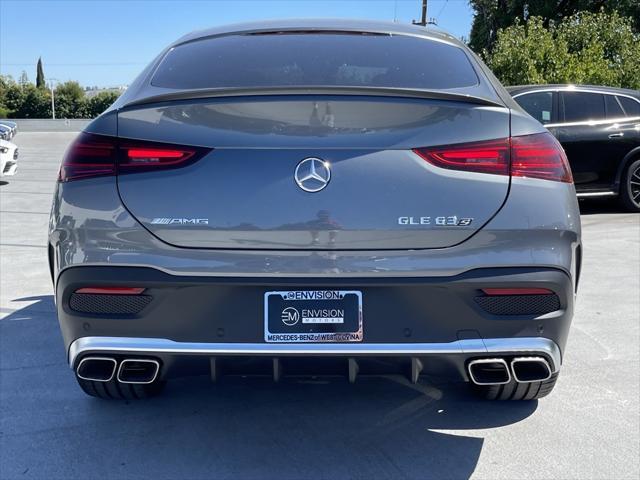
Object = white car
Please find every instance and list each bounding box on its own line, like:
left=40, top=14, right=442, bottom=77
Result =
left=0, top=139, right=18, bottom=177
left=0, top=120, right=18, bottom=138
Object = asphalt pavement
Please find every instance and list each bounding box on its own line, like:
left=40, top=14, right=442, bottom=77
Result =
left=1, top=132, right=638, bottom=480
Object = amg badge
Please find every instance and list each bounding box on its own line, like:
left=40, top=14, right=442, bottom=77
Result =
left=150, top=218, right=209, bottom=225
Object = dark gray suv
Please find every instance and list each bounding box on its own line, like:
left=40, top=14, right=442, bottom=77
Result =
left=49, top=20, right=581, bottom=401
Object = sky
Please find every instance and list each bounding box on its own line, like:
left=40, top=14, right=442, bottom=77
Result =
left=0, top=0, right=474, bottom=88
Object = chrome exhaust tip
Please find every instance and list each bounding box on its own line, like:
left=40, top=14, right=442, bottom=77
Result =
left=511, top=357, right=552, bottom=383
left=76, top=357, right=117, bottom=382
left=468, top=358, right=511, bottom=385
left=117, top=359, right=160, bottom=384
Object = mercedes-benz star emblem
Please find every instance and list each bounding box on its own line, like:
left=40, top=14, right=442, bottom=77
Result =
left=294, top=157, right=331, bottom=193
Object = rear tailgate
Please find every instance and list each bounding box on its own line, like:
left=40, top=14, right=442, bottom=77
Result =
left=116, top=96, right=510, bottom=250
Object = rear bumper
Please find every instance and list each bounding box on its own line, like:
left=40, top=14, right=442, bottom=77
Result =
left=69, top=335, right=562, bottom=372
left=58, top=266, right=574, bottom=381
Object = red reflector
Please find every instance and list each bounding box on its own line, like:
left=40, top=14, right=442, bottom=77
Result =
left=482, top=288, right=553, bottom=296
left=511, top=133, right=573, bottom=183
left=413, top=139, right=510, bottom=175
left=75, top=287, right=146, bottom=295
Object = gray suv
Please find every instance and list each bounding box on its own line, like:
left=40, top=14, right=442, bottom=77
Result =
left=49, top=20, right=581, bottom=400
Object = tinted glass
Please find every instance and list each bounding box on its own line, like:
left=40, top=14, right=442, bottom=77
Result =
left=515, top=92, right=553, bottom=124
left=152, top=33, right=479, bottom=90
left=618, top=96, right=640, bottom=117
left=605, top=95, right=625, bottom=118
left=562, top=92, right=605, bottom=122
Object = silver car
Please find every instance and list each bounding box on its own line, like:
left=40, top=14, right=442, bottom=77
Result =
left=49, top=20, right=581, bottom=400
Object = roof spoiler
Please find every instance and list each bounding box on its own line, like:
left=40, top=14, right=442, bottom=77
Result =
left=122, top=86, right=504, bottom=109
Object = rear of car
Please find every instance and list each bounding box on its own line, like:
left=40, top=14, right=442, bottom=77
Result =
left=49, top=21, right=581, bottom=400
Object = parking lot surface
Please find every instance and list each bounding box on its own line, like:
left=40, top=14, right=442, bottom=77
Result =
left=1, top=132, right=639, bottom=480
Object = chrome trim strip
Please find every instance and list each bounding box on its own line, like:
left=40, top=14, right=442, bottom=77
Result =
left=576, top=191, right=617, bottom=198
left=512, top=87, right=640, bottom=103
left=117, top=358, right=160, bottom=385
left=511, top=356, right=552, bottom=383
left=76, top=356, right=117, bottom=382
left=544, top=117, right=640, bottom=128
left=69, top=336, right=562, bottom=373
left=467, top=358, right=511, bottom=385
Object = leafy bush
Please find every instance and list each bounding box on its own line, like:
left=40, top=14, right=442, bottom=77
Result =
left=53, top=81, right=86, bottom=119
left=85, top=91, right=120, bottom=118
left=485, top=11, right=640, bottom=88
left=14, top=84, right=51, bottom=118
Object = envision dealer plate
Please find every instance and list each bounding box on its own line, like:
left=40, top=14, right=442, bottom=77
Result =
left=264, top=290, right=363, bottom=343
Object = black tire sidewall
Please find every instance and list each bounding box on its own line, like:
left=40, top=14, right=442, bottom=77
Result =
left=621, top=158, right=640, bottom=212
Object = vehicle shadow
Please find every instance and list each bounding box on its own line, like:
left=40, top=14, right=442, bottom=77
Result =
left=0, top=295, right=537, bottom=480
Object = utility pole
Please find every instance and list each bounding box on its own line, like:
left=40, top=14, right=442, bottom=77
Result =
left=413, top=0, right=428, bottom=26
left=50, top=83, right=55, bottom=119
left=48, top=78, right=59, bottom=119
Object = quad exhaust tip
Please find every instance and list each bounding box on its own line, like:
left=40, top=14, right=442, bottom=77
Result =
left=117, top=359, right=160, bottom=385
left=468, top=358, right=511, bottom=385
left=511, top=357, right=552, bottom=383
left=467, top=356, right=553, bottom=385
left=76, top=357, right=117, bottom=382
left=76, top=357, right=160, bottom=384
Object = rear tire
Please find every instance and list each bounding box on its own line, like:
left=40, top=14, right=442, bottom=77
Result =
left=620, top=158, right=640, bottom=212
left=76, top=376, right=166, bottom=400
left=471, top=373, right=559, bottom=400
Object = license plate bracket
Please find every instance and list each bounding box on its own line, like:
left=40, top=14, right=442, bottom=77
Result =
left=264, top=290, right=363, bottom=343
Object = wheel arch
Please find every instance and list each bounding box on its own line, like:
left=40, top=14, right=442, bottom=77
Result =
left=614, top=146, right=640, bottom=192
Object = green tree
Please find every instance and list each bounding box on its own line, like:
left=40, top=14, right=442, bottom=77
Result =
left=36, top=57, right=46, bottom=89
left=485, top=11, right=640, bottom=89
left=85, top=91, right=120, bottom=117
left=53, top=81, right=86, bottom=118
left=0, top=76, right=14, bottom=117
left=469, top=0, right=640, bottom=53
left=0, top=76, right=26, bottom=118
left=15, top=84, right=51, bottom=118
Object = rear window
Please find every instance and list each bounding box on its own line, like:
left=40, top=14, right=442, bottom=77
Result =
left=151, top=33, right=479, bottom=90
left=618, top=96, right=640, bottom=117
left=605, top=94, right=625, bottom=118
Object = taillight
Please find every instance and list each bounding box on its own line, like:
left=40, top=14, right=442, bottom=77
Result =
left=119, top=144, right=200, bottom=171
left=59, top=133, right=117, bottom=182
left=413, top=139, right=509, bottom=176
left=511, top=133, right=572, bottom=183
left=413, top=132, right=572, bottom=183
left=59, top=133, right=211, bottom=182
